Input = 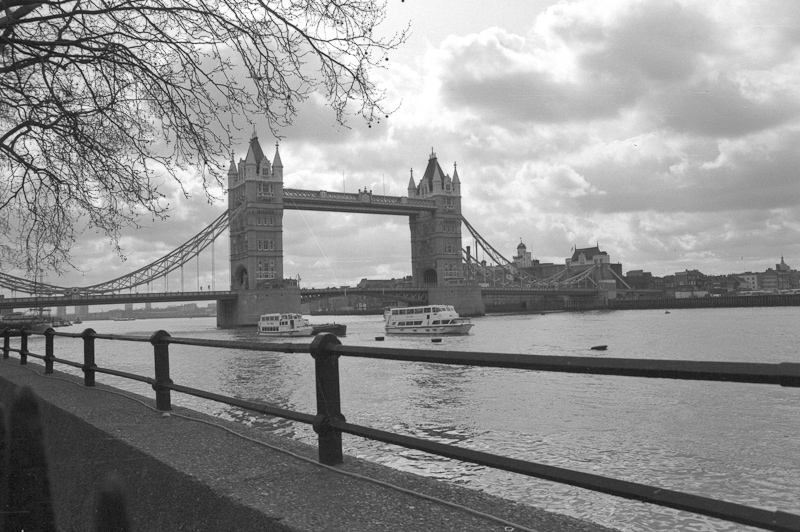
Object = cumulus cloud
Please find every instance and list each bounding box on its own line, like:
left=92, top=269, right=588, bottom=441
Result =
left=31, top=0, right=800, bottom=291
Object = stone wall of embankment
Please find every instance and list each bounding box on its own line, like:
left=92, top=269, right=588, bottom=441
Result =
left=0, top=366, right=295, bottom=531
left=0, top=359, right=619, bottom=532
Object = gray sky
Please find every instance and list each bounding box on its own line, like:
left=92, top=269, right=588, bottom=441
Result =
left=35, top=0, right=800, bottom=290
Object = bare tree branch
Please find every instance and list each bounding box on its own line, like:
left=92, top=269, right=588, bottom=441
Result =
left=0, top=0, right=407, bottom=273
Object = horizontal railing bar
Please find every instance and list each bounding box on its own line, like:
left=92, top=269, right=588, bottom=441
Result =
left=88, top=333, right=153, bottom=342
left=51, top=331, right=85, bottom=339
left=19, top=330, right=153, bottom=342
left=164, top=336, right=312, bottom=353
left=164, top=382, right=316, bottom=425
left=12, top=329, right=800, bottom=387
left=22, top=349, right=155, bottom=383
left=328, top=345, right=800, bottom=386
left=50, top=357, right=84, bottom=370
left=95, top=367, right=154, bottom=385
left=332, top=419, right=800, bottom=532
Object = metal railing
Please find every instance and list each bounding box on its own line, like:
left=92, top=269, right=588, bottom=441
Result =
left=2, top=327, right=799, bottom=532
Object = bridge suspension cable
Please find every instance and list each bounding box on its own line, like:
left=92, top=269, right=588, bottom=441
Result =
left=461, top=216, right=547, bottom=288
left=460, top=216, right=597, bottom=289
left=0, top=206, right=238, bottom=296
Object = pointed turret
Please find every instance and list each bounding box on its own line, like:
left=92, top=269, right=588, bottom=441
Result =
left=260, top=156, right=271, bottom=177
left=407, top=169, right=416, bottom=197
left=420, top=149, right=447, bottom=196
left=248, top=130, right=265, bottom=161
left=272, top=142, right=283, bottom=180
left=244, top=136, right=263, bottom=179
left=227, top=156, right=237, bottom=178
left=431, top=151, right=443, bottom=193
left=452, top=162, right=461, bottom=194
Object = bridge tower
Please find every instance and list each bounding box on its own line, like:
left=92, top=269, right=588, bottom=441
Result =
left=227, top=133, right=285, bottom=289
left=407, top=150, right=464, bottom=287
left=217, top=133, right=300, bottom=327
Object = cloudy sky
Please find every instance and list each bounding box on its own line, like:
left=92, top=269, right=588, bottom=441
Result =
left=34, top=0, right=800, bottom=291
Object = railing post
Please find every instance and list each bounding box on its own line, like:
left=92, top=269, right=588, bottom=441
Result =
left=81, top=328, right=96, bottom=387
left=150, top=330, right=172, bottom=411
left=2, top=328, right=9, bottom=359
left=310, top=333, right=345, bottom=465
left=44, top=327, right=55, bottom=374
left=19, top=327, right=28, bottom=365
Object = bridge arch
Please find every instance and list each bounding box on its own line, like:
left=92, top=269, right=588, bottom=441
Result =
left=423, top=268, right=438, bottom=286
left=233, top=266, right=249, bottom=290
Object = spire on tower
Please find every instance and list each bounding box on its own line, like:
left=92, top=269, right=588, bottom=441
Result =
left=407, top=168, right=416, bottom=195
left=273, top=142, right=283, bottom=168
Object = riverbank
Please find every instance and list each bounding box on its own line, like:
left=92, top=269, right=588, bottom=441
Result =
left=0, top=358, right=618, bottom=532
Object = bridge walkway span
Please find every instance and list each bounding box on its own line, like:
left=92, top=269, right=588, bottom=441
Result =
left=0, top=291, right=238, bottom=310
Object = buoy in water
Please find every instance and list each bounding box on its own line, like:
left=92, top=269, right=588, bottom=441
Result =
left=590, top=345, right=607, bottom=351
left=431, top=338, right=442, bottom=343
left=375, top=336, right=384, bottom=341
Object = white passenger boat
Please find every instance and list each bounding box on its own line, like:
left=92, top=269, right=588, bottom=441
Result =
left=384, top=305, right=473, bottom=335
left=257, top=313, right=314, bottom=337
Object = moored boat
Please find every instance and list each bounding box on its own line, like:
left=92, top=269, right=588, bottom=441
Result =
left=0, top=308, right=70, bottom=329
left=258, top=313, right=314, bottom=337
left=310, top=323, right=347, bottom=337
left=384, top=305, right=473, bottom=335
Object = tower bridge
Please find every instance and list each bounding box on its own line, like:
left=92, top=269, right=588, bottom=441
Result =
left=0, top=134, right=618, bottom=326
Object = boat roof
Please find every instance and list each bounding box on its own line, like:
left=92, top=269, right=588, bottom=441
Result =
left=388, top=305, right=453, bottom=311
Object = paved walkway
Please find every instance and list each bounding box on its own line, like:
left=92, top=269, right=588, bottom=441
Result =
left=0, top=358, right=620, bottom=532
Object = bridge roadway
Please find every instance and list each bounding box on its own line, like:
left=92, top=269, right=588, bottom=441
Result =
left=0, top=285, right=601, bottom=310
left=301, top=286, right=599, bottom=304
left=0, top=290, right=238, bottom=310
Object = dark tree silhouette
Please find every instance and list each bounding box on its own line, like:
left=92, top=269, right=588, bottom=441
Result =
left=0, top=0, right=405, bottom=273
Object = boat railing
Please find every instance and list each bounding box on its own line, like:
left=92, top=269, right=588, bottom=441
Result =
left=2, top=326, right=799, bottom=532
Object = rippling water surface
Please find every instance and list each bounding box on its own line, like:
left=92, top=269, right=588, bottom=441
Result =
left=34, top=307, right=800, bottom=531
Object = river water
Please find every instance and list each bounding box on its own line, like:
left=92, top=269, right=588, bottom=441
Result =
left=29, top=307, right=800, bottom=532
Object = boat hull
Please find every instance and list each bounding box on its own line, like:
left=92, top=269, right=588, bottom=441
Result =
left=257, top=327, right=313, bottom=337
left=311, top=323, right=347, bottom=337
left=385, top=323, right=473, bottom=335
